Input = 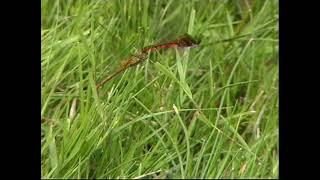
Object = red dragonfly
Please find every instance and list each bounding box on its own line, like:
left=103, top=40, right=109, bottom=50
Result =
left=96, top=33, right=200, bottom=89
left=141, top=33, right=200, bottom=53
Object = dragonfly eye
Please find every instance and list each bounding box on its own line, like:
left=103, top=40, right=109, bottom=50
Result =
left=184, top=39, right=200, bottom=47
left=177, top=33, right=201, bottom=48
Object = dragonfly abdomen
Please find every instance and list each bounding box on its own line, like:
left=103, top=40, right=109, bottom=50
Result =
left=142, top=42, right=178, bottom=53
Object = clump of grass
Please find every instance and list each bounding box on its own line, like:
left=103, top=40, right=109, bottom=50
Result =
left=41, top=0, right=278, bottom=178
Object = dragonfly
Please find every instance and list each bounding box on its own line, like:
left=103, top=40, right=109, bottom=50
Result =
left=96, top=33, right=200, bottom=89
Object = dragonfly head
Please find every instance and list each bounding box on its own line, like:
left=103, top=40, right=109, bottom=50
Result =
left=177, top=33, right=201, bottom=48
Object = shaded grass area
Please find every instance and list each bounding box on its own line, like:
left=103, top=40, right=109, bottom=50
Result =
left=41, top=0, right=278, bottom=178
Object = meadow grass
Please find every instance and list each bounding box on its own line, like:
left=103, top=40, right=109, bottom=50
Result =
left=41, top=0, right=278, bottom=178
